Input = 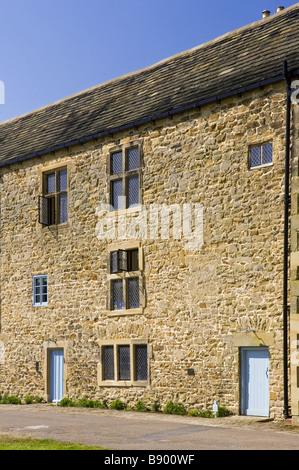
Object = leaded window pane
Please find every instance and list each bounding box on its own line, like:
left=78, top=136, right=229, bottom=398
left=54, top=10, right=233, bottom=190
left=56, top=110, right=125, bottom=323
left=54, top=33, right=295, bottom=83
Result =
left=128, top=277, right=139, bottom=309
left=262, top=143, right=273, bottom=164
left=118, top=345, right=130, bottom=380
left=112, top=279, right=124, bottom=310
left=38, top=196, right=50, bottom=226
left=127, top=175, right=139, bottom=208
left=46, top=173, right=56, bottom=194
left=59, top=169, right=67, bottom=191
left=111, top=179, right=123, bottom=210
left=111, top=151, right=123, bottom=175
left=250, top=146, right=261, bottom=168
left=110, top=251, right=118, bottom=274
left=103, top=346, right=115, bottom=380
left=127, top=147, right=139, bottom=171
left=135, top=345, right=148, bottom=381
left=118, top=250, right=128, bottom=272
left=59, top=193, right=67, bottom=224
left=110, top=250, right=128, bottom=273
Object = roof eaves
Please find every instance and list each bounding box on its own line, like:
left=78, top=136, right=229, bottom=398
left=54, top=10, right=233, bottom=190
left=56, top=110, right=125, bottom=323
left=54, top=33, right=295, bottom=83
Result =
left=1, top=70, right=292, bottom=169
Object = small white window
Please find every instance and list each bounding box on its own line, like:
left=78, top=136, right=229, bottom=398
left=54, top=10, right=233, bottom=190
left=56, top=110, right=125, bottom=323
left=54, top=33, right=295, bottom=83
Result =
left=33, top=275, right=48, bottom=306
left=249, top=142, right=273, bottom=169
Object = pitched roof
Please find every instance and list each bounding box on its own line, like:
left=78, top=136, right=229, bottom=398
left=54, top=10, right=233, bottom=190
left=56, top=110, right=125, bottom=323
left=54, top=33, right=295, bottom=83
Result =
left=1, top=3, right=299, bottom=167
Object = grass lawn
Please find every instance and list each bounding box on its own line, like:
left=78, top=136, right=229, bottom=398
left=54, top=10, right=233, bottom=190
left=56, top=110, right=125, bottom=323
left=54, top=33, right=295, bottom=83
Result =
left=0, top=435, right=106, bottom=450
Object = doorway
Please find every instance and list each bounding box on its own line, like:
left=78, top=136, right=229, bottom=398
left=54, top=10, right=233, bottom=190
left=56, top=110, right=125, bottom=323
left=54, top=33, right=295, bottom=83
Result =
left=49, top=349, right=64, bottom=403
left=240, top=347, right=269, bottom=417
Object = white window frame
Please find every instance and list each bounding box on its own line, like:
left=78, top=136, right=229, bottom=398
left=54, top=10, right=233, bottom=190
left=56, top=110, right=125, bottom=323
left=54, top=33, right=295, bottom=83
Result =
left=33, top=275, right=48, bottom=306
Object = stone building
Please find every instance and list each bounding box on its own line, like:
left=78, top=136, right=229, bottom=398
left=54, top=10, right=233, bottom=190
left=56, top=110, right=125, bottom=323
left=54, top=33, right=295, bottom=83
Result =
left=0, top=4, right=299, bottom=420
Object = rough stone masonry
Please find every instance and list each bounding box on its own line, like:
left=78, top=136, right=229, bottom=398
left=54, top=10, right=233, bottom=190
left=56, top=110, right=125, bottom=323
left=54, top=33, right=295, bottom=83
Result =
left=0, top=81, right=289, bottom=418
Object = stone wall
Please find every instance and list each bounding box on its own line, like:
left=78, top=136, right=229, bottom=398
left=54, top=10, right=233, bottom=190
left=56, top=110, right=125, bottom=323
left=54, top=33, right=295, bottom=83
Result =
left=0, top=81, right=288, bottom=418
left=290, top=102, right=299, bottom=421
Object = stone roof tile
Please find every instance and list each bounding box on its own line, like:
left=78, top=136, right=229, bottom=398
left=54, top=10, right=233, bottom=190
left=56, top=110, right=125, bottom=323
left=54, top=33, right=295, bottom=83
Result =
left=0, top=4, right=299, bottom=166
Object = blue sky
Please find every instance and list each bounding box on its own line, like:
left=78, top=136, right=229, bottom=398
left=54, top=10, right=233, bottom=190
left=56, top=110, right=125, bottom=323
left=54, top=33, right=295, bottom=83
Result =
left=0, top=0, right=296, bottom=122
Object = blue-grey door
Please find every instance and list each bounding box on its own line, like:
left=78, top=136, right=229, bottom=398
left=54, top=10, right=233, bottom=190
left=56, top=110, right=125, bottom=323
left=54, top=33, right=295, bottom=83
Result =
left=241, top=347, right=269, bottom=417
left=49, top=349, right=64, bottom=403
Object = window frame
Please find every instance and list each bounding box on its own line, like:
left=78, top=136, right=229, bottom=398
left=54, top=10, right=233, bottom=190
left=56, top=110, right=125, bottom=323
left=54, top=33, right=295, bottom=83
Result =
left=107, top=242, right=145, bottom=315
left=33, top=275, right=48, bottom=307
left=108, top=142, right=143, bottom=211
left=98, top=339, right=150, bottom=387
left=248, top=142, right=273, bottom=170
left=42, top=166, right=68, bottom=226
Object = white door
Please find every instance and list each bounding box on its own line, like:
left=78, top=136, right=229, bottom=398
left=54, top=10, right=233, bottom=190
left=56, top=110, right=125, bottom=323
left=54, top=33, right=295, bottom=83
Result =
left=49, top=349, right=64, bottom=403
left=241, top=347, right=269, bottom=417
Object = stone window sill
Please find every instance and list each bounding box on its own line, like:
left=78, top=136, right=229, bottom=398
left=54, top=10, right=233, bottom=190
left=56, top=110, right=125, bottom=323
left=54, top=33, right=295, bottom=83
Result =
left=249, top=162, right=273, bottom=170
left=98, top=380, right=148, bottom=388
left=106, top=308, right=144, bottom=317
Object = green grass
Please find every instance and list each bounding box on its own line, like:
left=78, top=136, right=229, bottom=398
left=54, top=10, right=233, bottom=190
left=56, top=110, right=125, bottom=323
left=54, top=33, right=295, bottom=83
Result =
left=0, top=435, right=106, bottom=450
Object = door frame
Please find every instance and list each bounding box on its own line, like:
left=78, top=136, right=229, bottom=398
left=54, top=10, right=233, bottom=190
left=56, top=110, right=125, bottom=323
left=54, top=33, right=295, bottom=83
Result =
left=240, top=346, right=270, bottom=417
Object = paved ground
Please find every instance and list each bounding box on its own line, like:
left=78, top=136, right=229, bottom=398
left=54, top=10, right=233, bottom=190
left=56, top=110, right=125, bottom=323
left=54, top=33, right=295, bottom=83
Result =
left=0, top=404, right=299, bottom=450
